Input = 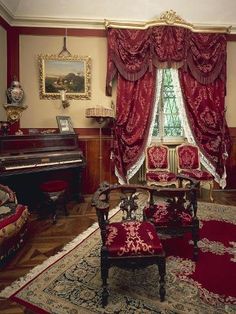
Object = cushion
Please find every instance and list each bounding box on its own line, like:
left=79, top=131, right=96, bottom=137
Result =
left=105, top=221, right=163, bottom=257
left=40, top=180, right=68, bottom=193
left=0, top=184, right=16, bottom=205
left=0, top=203, right=29, bottom=244
left=144, top=203, right=193, bottom=227
left=0, top=190, right=9, bottom=206
left=146, top=171, right=177, bottom=182
left=180, top=169, right=213, bottom=180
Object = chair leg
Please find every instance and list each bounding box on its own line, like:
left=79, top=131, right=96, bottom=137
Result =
left=192, top=220, right=199, bottom=261
left=157, top=255, right=166, bottom=302
left=201, top=181, right=214, bottom=202
left=101, top=254, right=109, bottom=307
left=209, top=181, right=214, bottom=202
left=63, top=195, right=69, bottom=216
left=51, top=201, right=57, bottom=224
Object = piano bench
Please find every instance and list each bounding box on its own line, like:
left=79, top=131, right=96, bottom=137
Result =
left=39, top=180, right=69, bottom=224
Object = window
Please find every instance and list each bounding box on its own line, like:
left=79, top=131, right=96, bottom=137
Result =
left=152, top=69, right=184, bottom=141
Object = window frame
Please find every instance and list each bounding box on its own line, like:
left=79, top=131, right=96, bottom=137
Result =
left=152, top=69, right=185, bottom=145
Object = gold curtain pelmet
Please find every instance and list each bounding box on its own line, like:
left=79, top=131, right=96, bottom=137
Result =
left=105, top=10, right=231, bottom=34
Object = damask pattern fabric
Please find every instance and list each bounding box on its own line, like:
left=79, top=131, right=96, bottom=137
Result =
left=106, top=27, right=226, bottom=93
left=105, top=221, right=163, bottom=257
left=107, top=26, right=230, bottom=184
left=113, top=71, right=156, bottom=181
left=180, top=169, right=213, bottom=180
left=177, top=144, right=200, bottom=169
left=186, top=33, right=226, bottom=85
left=178, top=70, right=231, bottom=179
left=144, top=203, right=193, bottom=227
left=146, top=171, right=177, bottom=183
left=146, top=145, right=169, bottom=169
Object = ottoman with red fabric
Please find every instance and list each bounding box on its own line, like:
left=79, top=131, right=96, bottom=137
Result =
left=39, top=179, right=68, bottom=223
left=0, top=184, right=29, bottom=266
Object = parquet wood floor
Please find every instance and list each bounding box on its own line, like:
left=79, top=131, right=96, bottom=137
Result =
left=0, top=190, right=236, bottom=314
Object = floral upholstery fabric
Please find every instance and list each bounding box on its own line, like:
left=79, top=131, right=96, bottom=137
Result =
left=105, top=221, right=163, bottom=257
left=180, top=169, right=213, bottom=180
left=0, top=184, right=16, bottom=205
left=0, top=184, right=29, bottom=264
left=0, top=204, right=28, bottom=244
left=146, top=146, right=169, bottom=170
left=177, top=145, right=200, bottom=170
left=144, top=203, right=193, bottom=227
left=146, top=171, right=177, bottom=183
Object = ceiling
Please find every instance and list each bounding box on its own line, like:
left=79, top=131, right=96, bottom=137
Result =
left=0, top=0, right=236, bottom=32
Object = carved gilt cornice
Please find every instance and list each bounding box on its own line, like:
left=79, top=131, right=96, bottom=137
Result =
left=105, top=10, right=231, bottom=34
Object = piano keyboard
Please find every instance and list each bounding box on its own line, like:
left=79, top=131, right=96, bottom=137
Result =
left=5, top=158, right=83, bottom=170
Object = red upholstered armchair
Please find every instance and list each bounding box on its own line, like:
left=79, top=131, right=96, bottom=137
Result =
left=176, top=143, right=214, bottom=202
left=146, top=144, right=178, bottom=188
left=143, top=175, right=200, bottom=260
left=92, top=183, right=166, bottom=307
left=0, top=184, right=29, bottom=266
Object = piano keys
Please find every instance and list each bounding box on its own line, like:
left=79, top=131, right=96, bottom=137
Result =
left=0, top=150, right=84, bottom=175
left=0, top=133, right=86, bottom=207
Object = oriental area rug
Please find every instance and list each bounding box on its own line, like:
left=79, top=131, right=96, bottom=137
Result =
left=0, top=202, right=236, bottom=314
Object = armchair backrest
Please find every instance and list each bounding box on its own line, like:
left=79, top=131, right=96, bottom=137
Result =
left=176, top=143, right=200, bottom=171
left=92, top=183, right=146, bottom=245
left=146, top=144, right=170, bottom=172
left=92, top=178, right=199, bottom=246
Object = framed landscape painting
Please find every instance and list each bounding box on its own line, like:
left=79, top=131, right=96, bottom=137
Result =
left=39, top=54, right=91, bottom=100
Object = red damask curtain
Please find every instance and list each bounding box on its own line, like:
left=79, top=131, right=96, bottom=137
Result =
left=106, top=28, right=152, bottom=95
left=178, top=69, right=231, bottom=181
left=113, top=71, right=156, bottom=182
left=178, top=33, right=231, bottom=186
left=107, top=26, right=231, bottom=185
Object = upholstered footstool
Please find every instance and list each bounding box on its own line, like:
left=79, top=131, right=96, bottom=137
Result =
left=0, top=184, right=29, bottom=266
left=39, top=180, right=69, bottom=224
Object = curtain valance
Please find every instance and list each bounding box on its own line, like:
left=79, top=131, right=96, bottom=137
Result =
left=106, top=26, right=226, bottom=95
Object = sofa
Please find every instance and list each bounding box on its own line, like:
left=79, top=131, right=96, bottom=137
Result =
left=0, top=184, right=29, bottom=266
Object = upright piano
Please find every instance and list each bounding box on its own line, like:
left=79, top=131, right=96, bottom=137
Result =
left=0, top=133, right=86, bottom=207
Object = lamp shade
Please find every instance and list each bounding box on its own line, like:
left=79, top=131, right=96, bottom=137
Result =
left=86, top=106, right=115, bottom=119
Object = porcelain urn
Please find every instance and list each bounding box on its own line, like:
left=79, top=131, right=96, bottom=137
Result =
left=6, top=80, right=24, bottom=106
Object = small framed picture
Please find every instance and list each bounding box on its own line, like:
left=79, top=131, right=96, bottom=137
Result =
left=56, top=116, right=74, bottom=133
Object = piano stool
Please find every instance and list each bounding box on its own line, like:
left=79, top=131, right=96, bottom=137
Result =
left=0, top=184, right=29, bottom=267
left=39, top=180, right=69, bottom=224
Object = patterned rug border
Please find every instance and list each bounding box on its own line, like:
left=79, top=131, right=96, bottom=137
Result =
left=197, top=201, right=236, bottom=225
left=199, top=200, right=236, bottom=209
left=0, top=200, right=235, bottom=301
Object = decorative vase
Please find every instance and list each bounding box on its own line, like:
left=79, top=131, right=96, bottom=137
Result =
left=6, top=80, right=24, bottom=106
left=0, top=121, right=10, bottom=136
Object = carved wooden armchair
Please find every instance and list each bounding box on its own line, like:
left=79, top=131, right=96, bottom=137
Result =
left=143, top=176, right=200, bottom=260
left=176, top=143, right=214, bottom=202
left=92, top=183, right=166, bottom=307
left=146, top=144, right=179, bottom=188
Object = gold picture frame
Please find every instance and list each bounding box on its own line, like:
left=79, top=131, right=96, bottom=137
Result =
left=56, top=116, right=75, bottom=134
left=38, top=54, right=91, bottom=100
